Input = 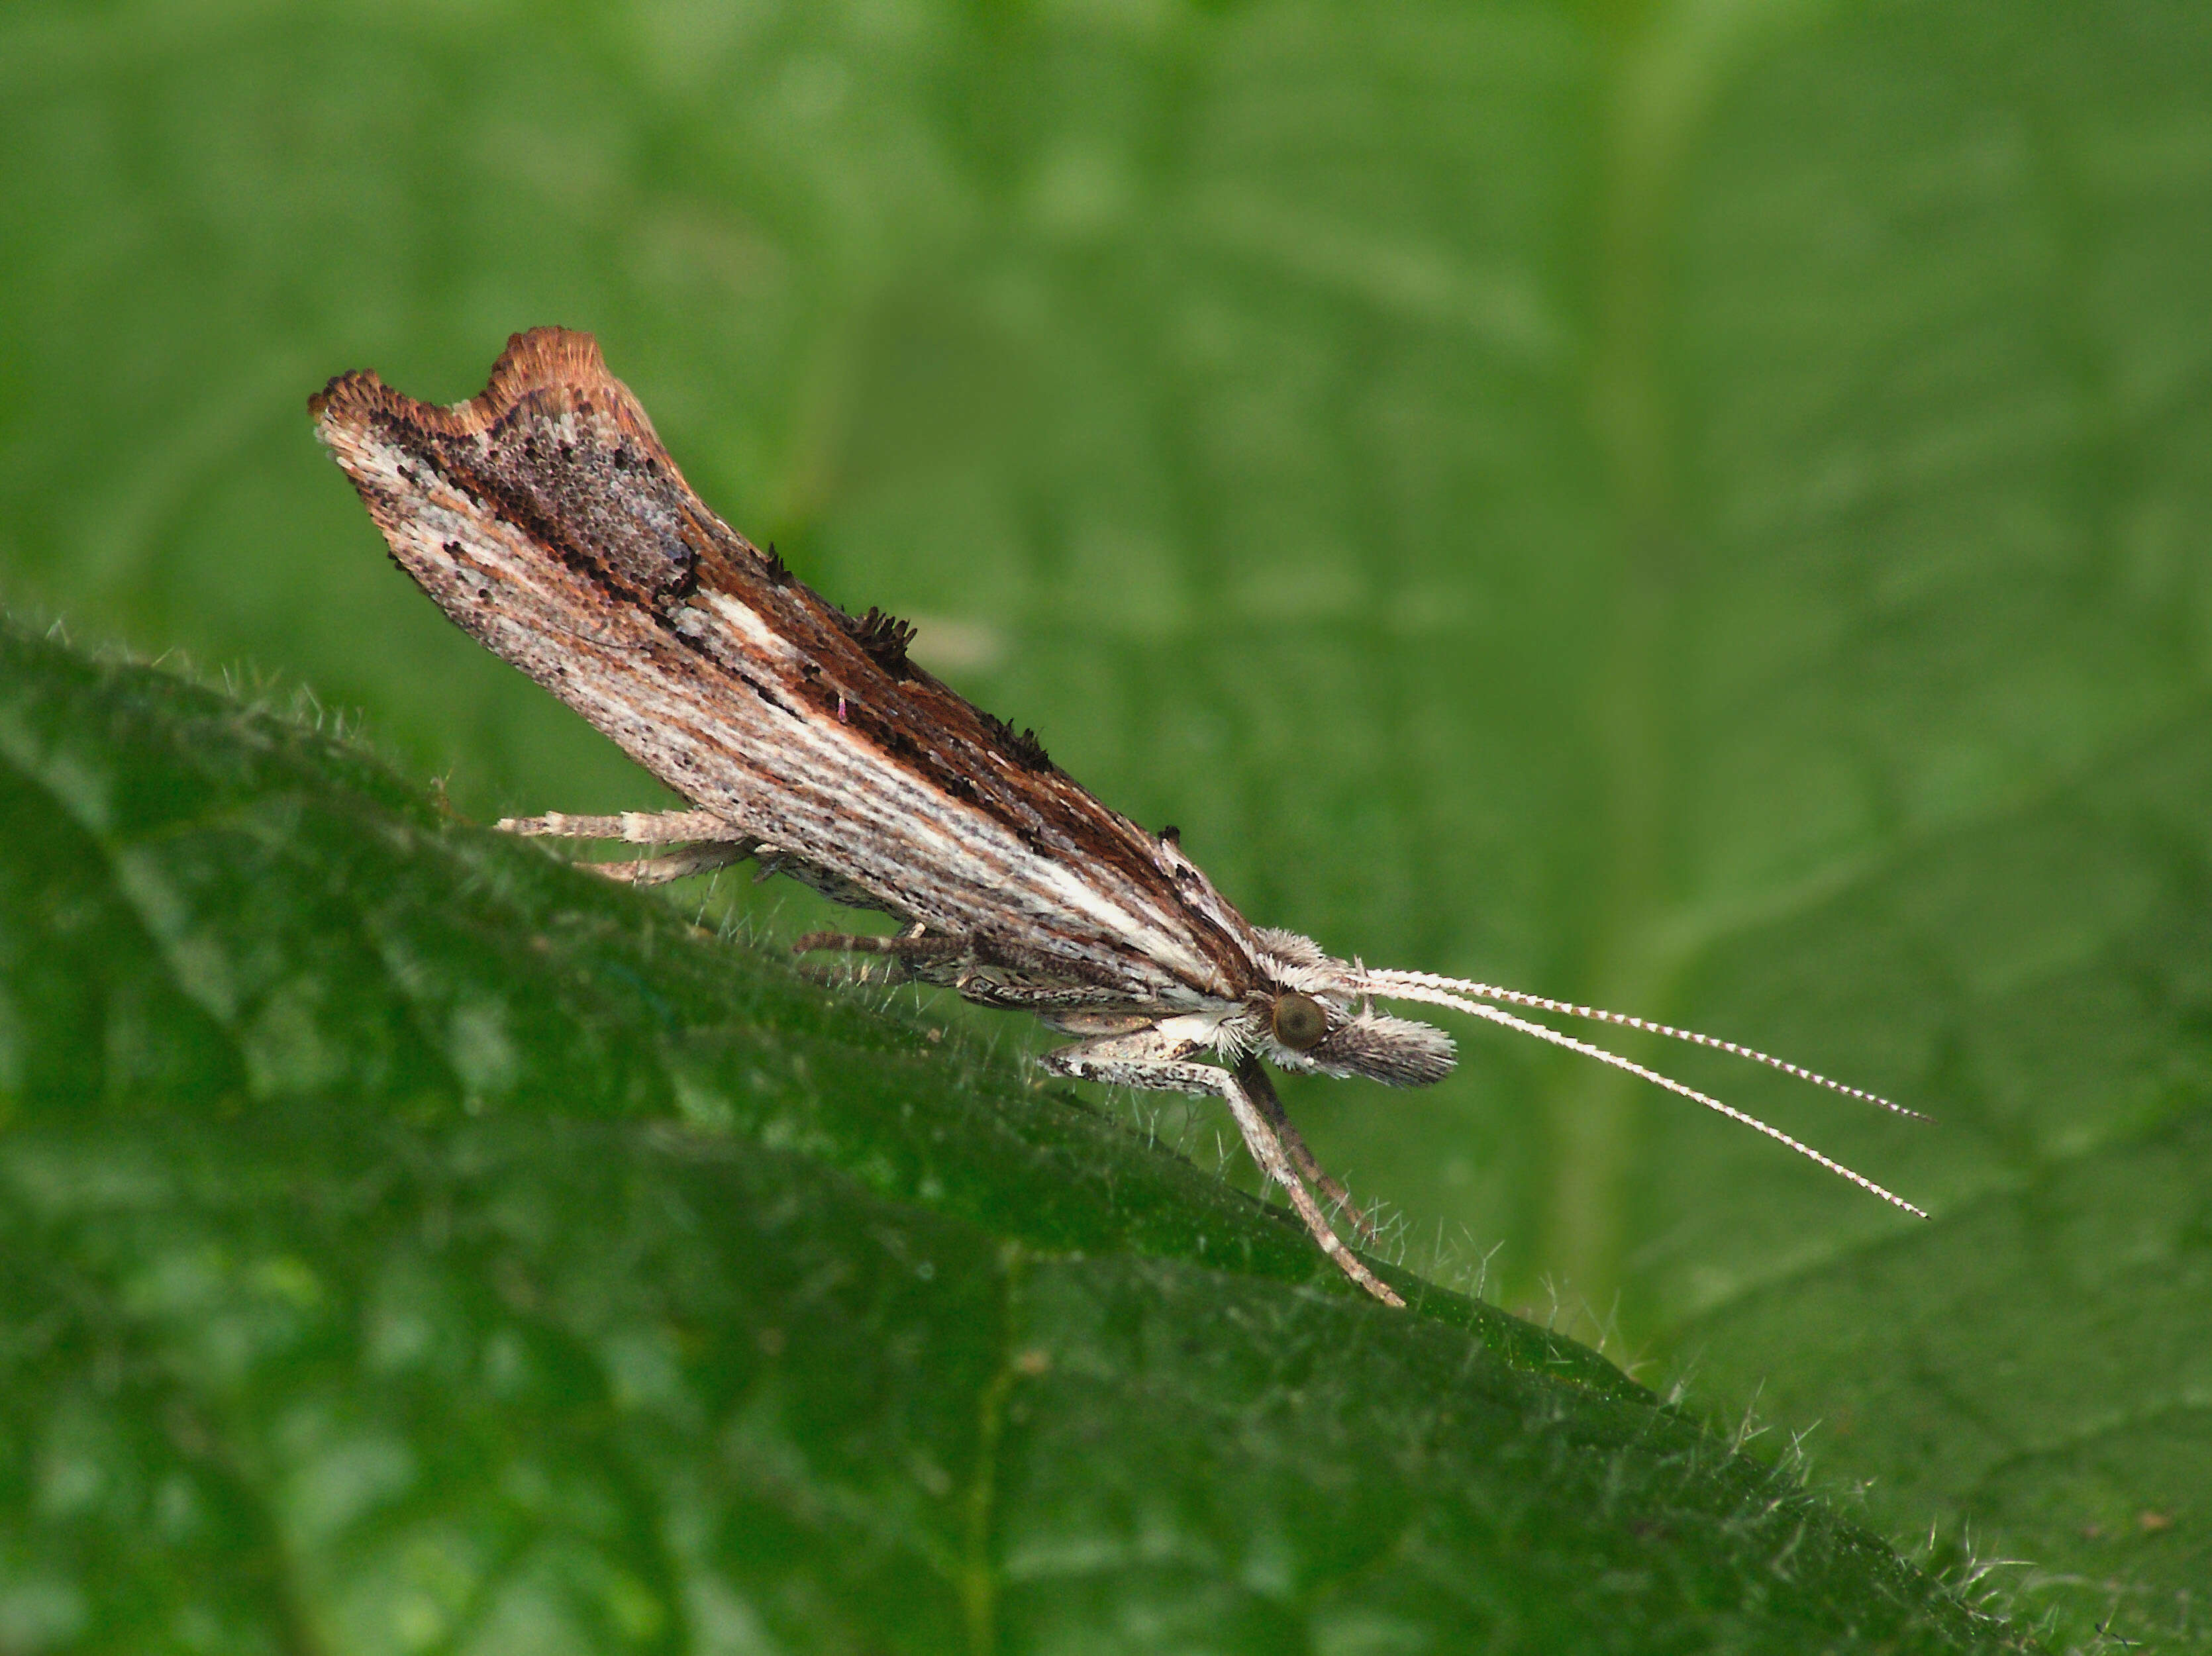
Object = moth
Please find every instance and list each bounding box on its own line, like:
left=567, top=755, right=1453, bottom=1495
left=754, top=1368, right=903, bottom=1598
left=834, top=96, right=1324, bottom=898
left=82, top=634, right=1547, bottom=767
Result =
left=313, top=328, right=1924, bottom=1308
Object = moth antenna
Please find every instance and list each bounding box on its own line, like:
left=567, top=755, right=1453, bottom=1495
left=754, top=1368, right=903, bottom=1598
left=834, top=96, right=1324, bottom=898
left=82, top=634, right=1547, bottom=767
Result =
left=1372, top=981, right=1928, bottom=1218
left=1366, top=969, right=1928, bottom=1122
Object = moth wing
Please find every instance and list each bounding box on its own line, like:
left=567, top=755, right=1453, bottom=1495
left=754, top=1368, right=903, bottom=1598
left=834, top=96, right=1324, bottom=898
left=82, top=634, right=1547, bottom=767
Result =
left=313, top=328, right=1258, bottom=1004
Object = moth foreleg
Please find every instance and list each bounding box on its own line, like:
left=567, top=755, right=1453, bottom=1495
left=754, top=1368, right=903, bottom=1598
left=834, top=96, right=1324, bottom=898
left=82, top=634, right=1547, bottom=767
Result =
left=1238, top=1061, right=1380, bottom=1245
left=1042, top=1035, right=1404, bottom=1308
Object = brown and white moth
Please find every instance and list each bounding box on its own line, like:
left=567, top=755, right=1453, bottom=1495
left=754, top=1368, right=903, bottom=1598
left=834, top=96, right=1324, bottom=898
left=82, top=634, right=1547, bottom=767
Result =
left=313, top=328, right=1923, bottom=1309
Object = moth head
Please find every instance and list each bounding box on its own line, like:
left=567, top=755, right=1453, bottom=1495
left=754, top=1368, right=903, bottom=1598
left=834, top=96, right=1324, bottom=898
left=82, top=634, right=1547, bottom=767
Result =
left=1252, top=988, right=1457, bottom=1085
left=1250, top=932, right=1457, bottom=1085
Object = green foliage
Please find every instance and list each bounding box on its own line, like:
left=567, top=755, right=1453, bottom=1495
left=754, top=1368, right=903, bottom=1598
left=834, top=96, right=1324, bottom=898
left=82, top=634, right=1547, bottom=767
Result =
left=3, top=0, right=2211, bottom=1649
left=0, top=623, right=2017, bottom=1650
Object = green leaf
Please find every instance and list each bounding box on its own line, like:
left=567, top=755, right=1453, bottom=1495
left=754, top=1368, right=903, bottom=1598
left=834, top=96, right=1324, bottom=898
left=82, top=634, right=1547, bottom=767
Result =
left=5, top=0, right=2210, bottom=1647
left=1665, top=722, right=2212, bottom=1650
left=0, top=624, right=2016, bottom=1649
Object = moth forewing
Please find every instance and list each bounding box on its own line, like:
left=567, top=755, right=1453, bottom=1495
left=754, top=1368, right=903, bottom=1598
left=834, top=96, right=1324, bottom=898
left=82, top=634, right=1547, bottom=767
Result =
left=314, top=332, right=1258, bottom=998
left=315, top=327, right=1925, bottom=1311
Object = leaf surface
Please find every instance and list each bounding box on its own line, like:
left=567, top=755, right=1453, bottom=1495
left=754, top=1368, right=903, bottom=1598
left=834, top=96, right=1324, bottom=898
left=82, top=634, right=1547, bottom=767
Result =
left=0, top=622, right=2019, bottom=1651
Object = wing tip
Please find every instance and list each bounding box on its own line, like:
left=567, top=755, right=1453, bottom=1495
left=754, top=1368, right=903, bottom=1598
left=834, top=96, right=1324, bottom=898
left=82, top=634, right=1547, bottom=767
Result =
left=309, top=326, right=633, bottom=441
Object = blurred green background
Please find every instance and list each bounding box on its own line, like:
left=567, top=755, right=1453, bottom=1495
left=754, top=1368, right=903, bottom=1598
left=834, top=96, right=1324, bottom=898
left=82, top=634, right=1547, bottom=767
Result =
left=5, top=0, right=2211, bottom=1639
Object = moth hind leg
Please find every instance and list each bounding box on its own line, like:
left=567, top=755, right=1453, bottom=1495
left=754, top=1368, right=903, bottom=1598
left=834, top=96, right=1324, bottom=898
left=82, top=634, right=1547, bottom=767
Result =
left=1042, top=1035, right=1403, bottom=1308
left=791, top=926, right=969, bottom=987
left=590, top=844, right=757, bottom=885
left=791, top=927, right=967, bottom=962
left=494, top=809, right=759, bottom=886
left=497, top=808, right=748, bottom=843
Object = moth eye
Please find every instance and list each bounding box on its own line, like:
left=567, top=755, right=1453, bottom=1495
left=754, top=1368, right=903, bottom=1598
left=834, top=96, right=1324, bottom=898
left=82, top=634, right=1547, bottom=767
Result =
left=1271, top=991, right=1329, bottom=1051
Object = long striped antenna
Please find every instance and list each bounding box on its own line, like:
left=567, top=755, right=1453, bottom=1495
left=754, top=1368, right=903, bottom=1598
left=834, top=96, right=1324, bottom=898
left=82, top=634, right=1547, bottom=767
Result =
left=1366, top=969, right=1929, bottom=1120
left=1365, top=971, right=1928, bottom=1217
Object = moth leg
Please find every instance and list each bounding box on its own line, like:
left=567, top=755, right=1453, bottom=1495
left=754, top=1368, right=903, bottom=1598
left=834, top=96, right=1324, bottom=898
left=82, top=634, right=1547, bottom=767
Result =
left=954, top=976, right=1154, bottom=1014
left=1042, top=1035, right=1405, bottom=1308
left=791, top=930, right=968, bottom=963
left=1240, top=1062, right=1380, bottom=1245
left=495, top=809, right=760, bottom=887
left=497, top=809, right=750, bottom=843
left=590, top=843, right=756, bottom=885
left=791, top=928, right=968, bottom=988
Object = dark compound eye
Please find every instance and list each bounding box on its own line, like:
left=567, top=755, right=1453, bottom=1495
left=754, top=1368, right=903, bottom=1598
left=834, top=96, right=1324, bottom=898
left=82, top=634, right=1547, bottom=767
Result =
left=1270, top=991, right=1329, bottom=1051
